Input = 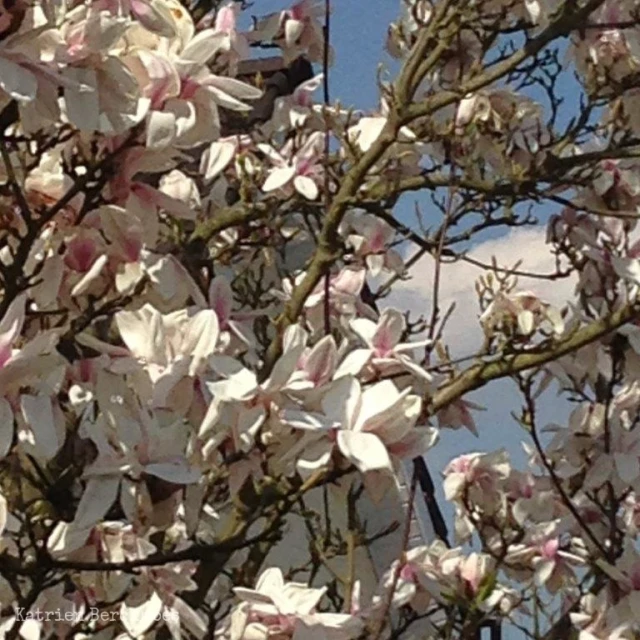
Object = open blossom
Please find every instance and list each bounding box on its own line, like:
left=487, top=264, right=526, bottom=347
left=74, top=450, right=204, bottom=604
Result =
left=209, top=1, right=250, bottom=74
left=230, top=568, right=363, bottom=640
left=343, top=213, right=404, bottom=276
left=480, top=290, right=564, bottom=338
left=259, top=131, right=324, bottom=200
left=109, top=303, right=219, bottom=408
left=0, top=295, right=65, bottom=461
left=336, top=308, right=432, bottom=380
left=3, top=0, right=640, bottom=634
left=280, top=376, right=435, bottom=477
left=270, top=71, right=323, bottom=131
left=249, top=0, right=328, bottom=63
left=124, top=12, right=261, bottom=150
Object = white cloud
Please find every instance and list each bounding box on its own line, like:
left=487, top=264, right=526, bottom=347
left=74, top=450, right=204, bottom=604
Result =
left=385, top=227, right=577, bottom=356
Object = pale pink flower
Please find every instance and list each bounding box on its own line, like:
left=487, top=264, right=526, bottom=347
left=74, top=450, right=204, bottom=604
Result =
left=336, top=308, right=432, bottom=380
left=259, top=131, right=324, bottom=200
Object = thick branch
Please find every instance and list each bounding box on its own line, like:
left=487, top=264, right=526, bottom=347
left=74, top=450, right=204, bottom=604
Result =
left=428, top=301, right=640, bottom=414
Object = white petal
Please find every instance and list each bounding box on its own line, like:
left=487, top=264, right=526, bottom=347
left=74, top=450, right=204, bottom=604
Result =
left=285, top=19, right=305, bottom=46
left=0, top=398, right=14, bottom=459
left=350, top=318, right=377, bottom=347
left=0, top=293, right=26, bottom=344
left=263, top=166, right=296, bottom=192
left=63, top=67, right=100, bottom=131
left=182, top=309, right=219, bottom=375
left=120, top=592, right=164, bottom=638
left=204, top=75, right=262, bottom=100
left=73, top=476, right=120, bottom=530
left=20, top=395, right=61, bottom=460
left=146, top=109, right=176, bottom=149
left=615, top=452, right=639, bottom=484
left=334, top=348, right=372, bottom=378
left=280, top=409, right=338, bottom=431
left=0, top=55, right=38, bottom=102
left=208, top=356, right=258, bottom=400
left=337, top=431, right=392, bottom=473
left=293, top=175, right=318, bottom=200
left=116, top=305, right=165, bottom=364
left=181, top=29, right=219, bottom=64
left=71, top=254, right=108, bottom=297
left=201, top=141, right=236, bottom=181
left=145, top=460, right=200, bottom=484
left=517, top=310, right=535, bottom=335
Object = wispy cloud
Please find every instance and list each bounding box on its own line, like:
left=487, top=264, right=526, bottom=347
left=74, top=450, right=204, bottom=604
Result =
left=386, top=227, right=577, bottom=356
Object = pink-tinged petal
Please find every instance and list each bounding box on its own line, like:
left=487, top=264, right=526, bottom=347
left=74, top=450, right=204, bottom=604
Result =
left=0, top=398, right=13, bottom=458
left=372, top=309, right=405, bottom=355
left=201, top=140, right=236, bottom=180
left=71, top=476, right=120, bottom=531
left=215, top=3, right=238, bottom=32
left=130, top=0, right=177, bottom=37
left=65, top=235, right=98, bottom=272
left=337, top=430, right=392, bottom=473
left=297, top=130, right=324, bottom=160
left=120, top=592, right=164, bottom=638
left=303, top=335, right=337, bottom=385
left=99, top=205, right=143, bottom=262
left=208, top=276, right=233, bottom=326
left=70, top=254, right=108, bottom=297
left=350, top=318, right=377, bottom=348
left=293, top=175, right=318, bottom=200
left=332, top=267, right=365, bottom=295
left=263, top=165, right=297, bottom=192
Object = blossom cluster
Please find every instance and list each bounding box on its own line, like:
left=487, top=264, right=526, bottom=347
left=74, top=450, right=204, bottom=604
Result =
left=1, top=0, right=640, bottom=638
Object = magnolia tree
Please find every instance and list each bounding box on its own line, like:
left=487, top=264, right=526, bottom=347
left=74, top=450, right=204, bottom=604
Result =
left=4, top=0, right=640, bottom=637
